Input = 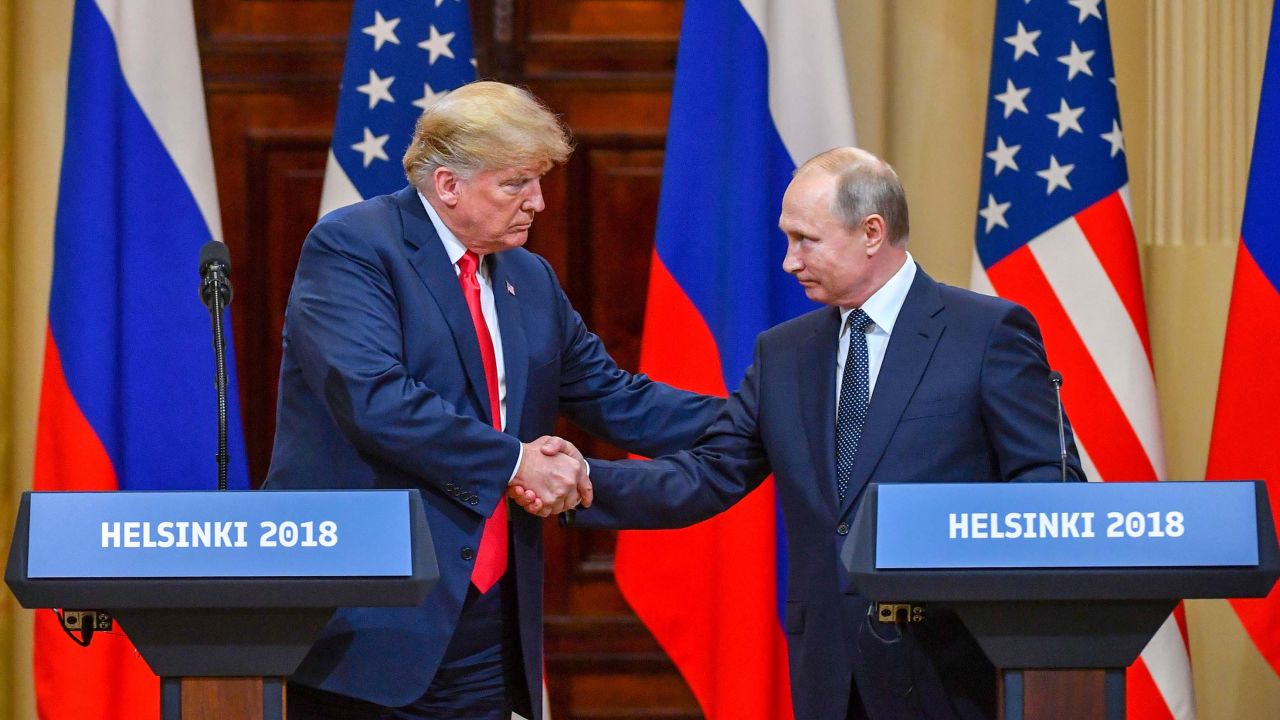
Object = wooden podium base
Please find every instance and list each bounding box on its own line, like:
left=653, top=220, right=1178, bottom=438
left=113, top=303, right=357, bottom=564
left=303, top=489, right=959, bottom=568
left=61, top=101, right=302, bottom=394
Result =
left=1000, top=669, right=1125, bottom=720
left=161, top=676, right=285, bottom=720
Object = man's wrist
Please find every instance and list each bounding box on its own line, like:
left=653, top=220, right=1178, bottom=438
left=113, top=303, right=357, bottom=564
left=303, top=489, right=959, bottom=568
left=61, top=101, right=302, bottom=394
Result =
left=508, top=442, right=525, bottom=485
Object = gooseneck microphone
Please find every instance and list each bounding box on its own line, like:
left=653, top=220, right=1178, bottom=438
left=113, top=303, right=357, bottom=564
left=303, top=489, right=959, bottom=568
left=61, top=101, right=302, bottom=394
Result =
left=1048, top=370, right=1068, bottom=482
left=199, top=240, right=234, bottom=491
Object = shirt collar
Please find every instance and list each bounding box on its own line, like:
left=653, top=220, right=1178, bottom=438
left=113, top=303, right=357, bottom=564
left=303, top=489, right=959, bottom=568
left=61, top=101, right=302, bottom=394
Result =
left=418, top=191, right=469, bottom=268
left=840, top=251, right=917, bottom=335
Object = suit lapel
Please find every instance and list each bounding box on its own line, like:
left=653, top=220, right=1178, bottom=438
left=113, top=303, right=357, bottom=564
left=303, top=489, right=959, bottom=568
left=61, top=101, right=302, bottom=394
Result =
left=799, top=306, right=843, bottom=515
left=395, top=187, right=496, bottom=425
left=838, top=270, right=945, bottom=520
left=489, top=252, right=528, bottom=437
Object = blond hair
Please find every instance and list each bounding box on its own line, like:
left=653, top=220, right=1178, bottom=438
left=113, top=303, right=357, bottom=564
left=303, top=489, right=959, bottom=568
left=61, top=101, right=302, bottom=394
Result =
left=798, top=147, right=910, bottom=246
left=402, top=81, right=573, bottom=186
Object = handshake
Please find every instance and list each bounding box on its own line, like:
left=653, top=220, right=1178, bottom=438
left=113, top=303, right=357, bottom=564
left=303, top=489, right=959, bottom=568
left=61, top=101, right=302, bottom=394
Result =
left=508, top=436, right=591, bottom=517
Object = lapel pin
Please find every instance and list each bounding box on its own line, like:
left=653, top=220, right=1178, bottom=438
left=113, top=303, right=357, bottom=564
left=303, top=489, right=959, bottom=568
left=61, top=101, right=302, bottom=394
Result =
left=506, top=281, right=516, bottom=296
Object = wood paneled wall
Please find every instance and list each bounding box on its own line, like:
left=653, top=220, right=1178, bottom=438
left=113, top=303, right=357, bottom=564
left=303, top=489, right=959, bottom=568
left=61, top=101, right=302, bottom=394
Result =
left=195, top=1, right=700, bottom=717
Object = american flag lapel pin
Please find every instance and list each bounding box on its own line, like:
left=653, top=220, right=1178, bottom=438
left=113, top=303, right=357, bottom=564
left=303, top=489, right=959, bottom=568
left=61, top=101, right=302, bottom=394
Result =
left=506, top=281, right=516, bottom=296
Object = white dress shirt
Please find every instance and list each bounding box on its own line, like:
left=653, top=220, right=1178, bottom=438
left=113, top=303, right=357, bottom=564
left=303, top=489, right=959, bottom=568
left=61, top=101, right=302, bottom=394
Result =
left=835, top=252, right=917, bottom=413
left=420, top=193, right=524, bottom=482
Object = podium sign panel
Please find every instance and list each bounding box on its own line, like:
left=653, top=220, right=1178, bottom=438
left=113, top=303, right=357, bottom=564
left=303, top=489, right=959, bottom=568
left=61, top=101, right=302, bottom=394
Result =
left=27, top=490, right=413, bottom=578
left=845, top=480, right=1279, bottom=720
left=875, top=481, right=1259, bottom=570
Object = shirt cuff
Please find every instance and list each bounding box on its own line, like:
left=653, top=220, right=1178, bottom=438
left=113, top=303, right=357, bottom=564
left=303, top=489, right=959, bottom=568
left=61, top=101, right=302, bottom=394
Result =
left=507, top=442, right=524, bottom=485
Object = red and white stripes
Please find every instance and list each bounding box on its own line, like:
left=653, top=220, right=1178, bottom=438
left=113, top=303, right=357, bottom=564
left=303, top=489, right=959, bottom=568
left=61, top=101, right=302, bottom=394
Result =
left=972, top=186, right=1195, bottom=720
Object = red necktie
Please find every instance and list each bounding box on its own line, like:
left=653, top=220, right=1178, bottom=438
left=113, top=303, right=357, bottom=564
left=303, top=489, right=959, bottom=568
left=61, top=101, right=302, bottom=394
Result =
left=457, top=250, right=508, bottom=593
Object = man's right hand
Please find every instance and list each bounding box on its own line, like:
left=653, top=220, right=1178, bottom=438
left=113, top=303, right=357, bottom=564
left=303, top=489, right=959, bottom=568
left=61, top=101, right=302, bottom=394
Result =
left=511, top=435, right=591, bottom=517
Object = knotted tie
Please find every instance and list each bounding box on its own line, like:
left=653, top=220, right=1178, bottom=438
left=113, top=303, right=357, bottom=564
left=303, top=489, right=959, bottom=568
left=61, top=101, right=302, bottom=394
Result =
left=836, top=309, right=875, bottom=502
left=457, top=250, right=507, bottom=593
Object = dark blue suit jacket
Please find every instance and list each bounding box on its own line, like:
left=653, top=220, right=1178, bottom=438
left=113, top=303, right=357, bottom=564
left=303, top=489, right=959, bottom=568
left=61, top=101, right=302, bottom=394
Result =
left=264, top=185, right=722, bottom=713
left=575, top=268, right=1084, bottom=720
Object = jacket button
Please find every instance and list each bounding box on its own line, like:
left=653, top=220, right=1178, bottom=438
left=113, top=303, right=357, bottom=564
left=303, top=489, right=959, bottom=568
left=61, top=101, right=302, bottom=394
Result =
left=468, top=495, right=479, bottom=505
left=836, top=523, right=850, bottom=536
left=460, top=547, right=474, bottom=561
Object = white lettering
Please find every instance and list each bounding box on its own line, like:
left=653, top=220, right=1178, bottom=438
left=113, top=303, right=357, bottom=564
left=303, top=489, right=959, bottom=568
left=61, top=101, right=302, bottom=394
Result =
left=101, top=522, right=121, bottom=548
left=971, top=513, right=989, bottom=539
left=214, top=522, right=233, bottom=547
left=949, top=513, right=968, bottom=539
left=156, top=521, right=175, bottom=548
left=123, top=521, right=141, bottom=548
left=1003, top=513, right=1023, bottom=538
left=1039, top=512, right=1059, bottom=538
left=989, top=512, right=1006, bottom=539
left=1061, top=512, right=1080, bottom=538
left=1023, top=512, right=1038, bottom=538
left=192, top=522, right=211, bottom=547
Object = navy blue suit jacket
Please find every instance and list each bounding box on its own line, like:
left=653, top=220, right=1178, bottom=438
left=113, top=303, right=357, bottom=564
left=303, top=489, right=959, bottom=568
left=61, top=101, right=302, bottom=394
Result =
left=575, top=268, right=1084, bottom=720
left=264, top=185, right=722, bottom=713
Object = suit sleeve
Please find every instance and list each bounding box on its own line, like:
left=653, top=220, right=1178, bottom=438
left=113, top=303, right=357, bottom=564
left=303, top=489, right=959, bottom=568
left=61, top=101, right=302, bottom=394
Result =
left=980, top=303, right=1087, bottom=482
left=572, top=340, right=772, bottom=529
left=537, top=256, right=724, bottom=456
left=284, top=218, right=521, bottom=515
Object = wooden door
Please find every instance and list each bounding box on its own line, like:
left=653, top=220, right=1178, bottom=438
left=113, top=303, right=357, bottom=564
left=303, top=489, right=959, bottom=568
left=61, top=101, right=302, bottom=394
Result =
left=196, top=1, right=700, bottom=717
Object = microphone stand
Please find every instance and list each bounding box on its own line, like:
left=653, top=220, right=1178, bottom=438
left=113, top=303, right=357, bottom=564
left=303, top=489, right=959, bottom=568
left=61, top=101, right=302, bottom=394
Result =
left=209, top=283, right=229, bottom=491
left=199, top=242, right=233, bottom=491
left=1049, top=371, right=1067, bottom=482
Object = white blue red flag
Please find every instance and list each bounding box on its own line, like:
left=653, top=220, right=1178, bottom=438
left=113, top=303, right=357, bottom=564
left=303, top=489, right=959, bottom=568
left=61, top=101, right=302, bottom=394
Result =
left=32, top=1, right=249, bottom=718
left=318, top=0, right=475, bottom=215
left=971, top=1, right=1192, bottom=718
left=1206, top=0, right=1280, bottom=686
left=614, top=1, right=855, bottom=717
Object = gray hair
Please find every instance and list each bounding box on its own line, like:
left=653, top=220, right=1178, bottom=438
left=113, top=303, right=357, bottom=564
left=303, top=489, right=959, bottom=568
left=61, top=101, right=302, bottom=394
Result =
left=402, top=81, right=573, bottom=186
left=798, top=147, right=910, bottom=246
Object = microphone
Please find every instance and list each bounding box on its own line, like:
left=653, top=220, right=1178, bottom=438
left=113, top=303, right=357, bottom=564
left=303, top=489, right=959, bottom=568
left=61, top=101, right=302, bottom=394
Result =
left=1048, top=370, right=1068, bottom=482
left=199, top=240, right=233, bottom=309
left=198, top=240, right=233, bottom=491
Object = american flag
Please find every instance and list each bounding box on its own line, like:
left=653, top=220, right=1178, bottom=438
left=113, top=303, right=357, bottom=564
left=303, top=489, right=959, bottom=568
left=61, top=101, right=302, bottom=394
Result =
left=971, top=1, right=1194, bottom=719
left=319, top=0, right=475, bottom=215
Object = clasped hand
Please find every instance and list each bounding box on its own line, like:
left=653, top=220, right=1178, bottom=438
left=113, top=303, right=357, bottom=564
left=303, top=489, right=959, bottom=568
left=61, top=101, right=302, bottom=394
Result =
left=508, top=436, right=590, bottom=517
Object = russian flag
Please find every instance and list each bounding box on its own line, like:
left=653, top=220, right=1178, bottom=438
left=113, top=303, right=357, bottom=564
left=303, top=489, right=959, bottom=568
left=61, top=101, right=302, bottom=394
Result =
left=32, top=1, right=248, bottom=717
left=613, top=1, right=855, bottom=717
left=1206, top=0, right=1280, bottom=681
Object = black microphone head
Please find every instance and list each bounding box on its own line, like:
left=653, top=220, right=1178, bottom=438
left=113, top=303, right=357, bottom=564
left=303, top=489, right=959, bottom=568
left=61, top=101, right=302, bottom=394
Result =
left=1048, top=370, right=1063, bottom=387
left=199, top=240, right=232, bottom=277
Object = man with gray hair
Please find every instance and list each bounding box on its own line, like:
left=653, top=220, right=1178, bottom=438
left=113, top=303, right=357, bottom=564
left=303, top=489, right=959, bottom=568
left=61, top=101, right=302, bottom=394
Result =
left=266, top=80, right=721, bottom=719
left=550, top=147, right=1085, bottom=720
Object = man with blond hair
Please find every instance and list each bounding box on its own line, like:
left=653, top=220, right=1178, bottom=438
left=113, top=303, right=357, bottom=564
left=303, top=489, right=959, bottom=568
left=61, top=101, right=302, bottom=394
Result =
left=552, top=147, right=1085, bottom=720
left=266, top=81, right=720, bottom=719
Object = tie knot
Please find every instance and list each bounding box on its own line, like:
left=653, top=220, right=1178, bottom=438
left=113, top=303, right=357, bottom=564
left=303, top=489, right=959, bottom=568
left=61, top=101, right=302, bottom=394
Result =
left=457, top=250, right=480, bottom=277
left=847, top=308, right=875, bottom=334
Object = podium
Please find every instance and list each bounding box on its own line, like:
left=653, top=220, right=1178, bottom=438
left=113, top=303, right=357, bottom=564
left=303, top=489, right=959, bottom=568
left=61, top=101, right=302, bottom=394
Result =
left=5, top=489, right=438, bottom=720
left=842, top=481, right=1280, bottom=720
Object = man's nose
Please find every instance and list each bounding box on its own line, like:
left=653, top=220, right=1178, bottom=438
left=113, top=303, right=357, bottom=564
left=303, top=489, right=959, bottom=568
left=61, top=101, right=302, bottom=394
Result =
left=524, top=178, right=546, bottom=213
left=782, top=244, right=801, bottom=273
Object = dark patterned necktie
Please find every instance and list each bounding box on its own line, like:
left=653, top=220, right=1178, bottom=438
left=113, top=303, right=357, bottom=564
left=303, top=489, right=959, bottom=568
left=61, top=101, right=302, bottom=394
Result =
left=836, top=309, right=875, bottom=502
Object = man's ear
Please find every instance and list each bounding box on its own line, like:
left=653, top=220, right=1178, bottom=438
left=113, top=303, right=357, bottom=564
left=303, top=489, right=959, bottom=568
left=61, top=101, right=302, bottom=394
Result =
left=432, top=167, right=462, bottom=207
left=863, top=214, right=887, bottom=255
